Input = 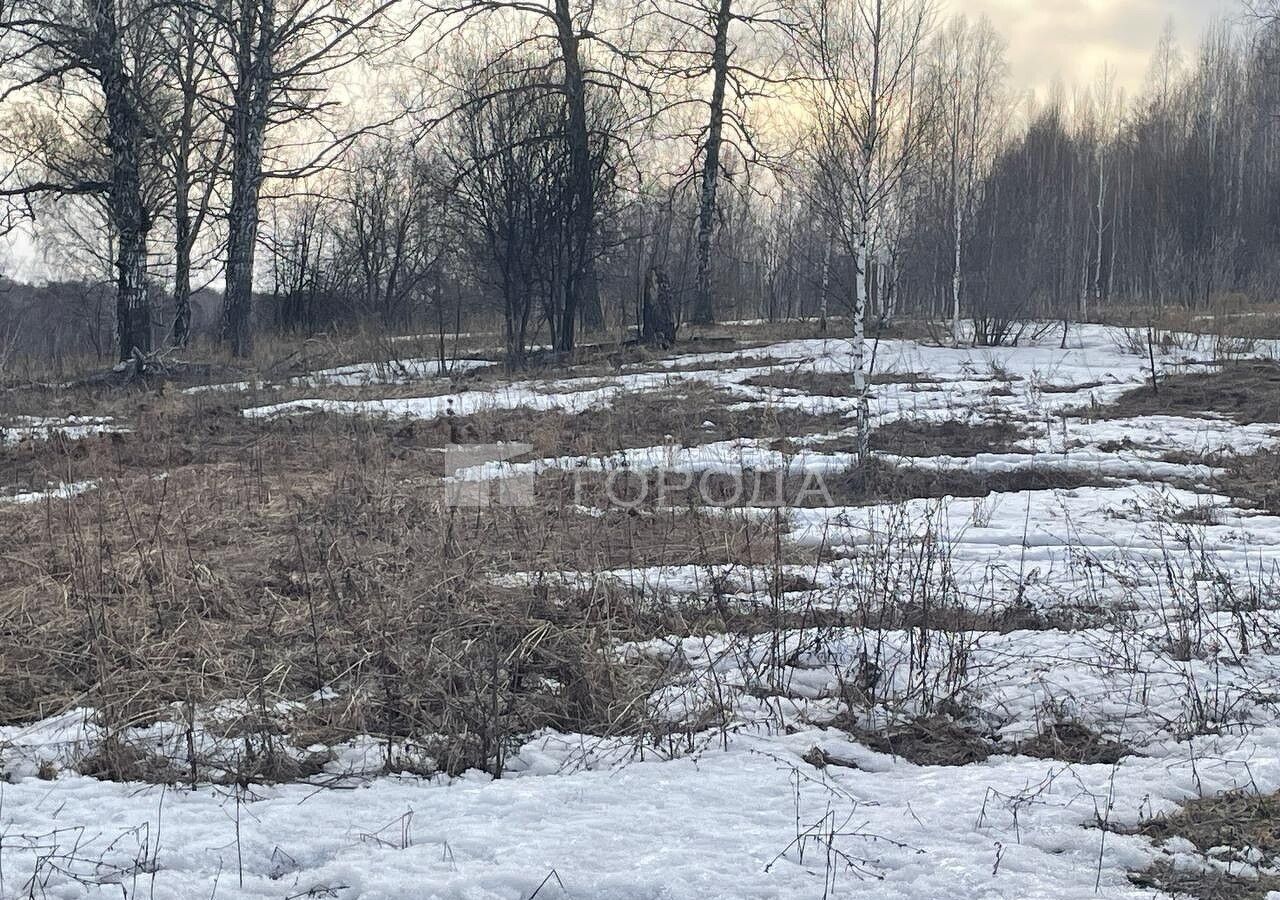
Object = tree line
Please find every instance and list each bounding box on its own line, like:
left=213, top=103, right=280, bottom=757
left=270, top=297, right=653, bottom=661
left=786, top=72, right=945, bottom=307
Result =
left=3, top=0, right=1280, bottom=369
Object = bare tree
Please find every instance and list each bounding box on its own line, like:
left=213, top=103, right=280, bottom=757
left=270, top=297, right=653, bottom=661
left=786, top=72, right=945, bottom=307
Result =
left=643, top=0, right=796, bottom=326
left=333, top=140, right=446, bottom=328
left=442, top=55, right=574, bottom=368
left=1077, top=65, right=1123, bottom=321
left=930, top=14, right=1005, bottom=343
left=159, top=4, right=228, bottom=347
left=204, top=0, right=407, bottom=357
left=420, top=0, right=651, bottom=352
left=0, top=0, right=161, bottom=360
left=797, top=0, right=934, bottom=461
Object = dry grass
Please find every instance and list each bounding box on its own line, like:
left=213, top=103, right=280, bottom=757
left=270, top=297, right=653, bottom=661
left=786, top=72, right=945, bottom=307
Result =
left=1213, top=447, right=1280, bottom=514
left=821, top=460, right=1114, bottom=507
left=1011, top=721, right=1133, bottom=765
left=1125, top=789, right=1280, bottom=900
left=0, top=377, right=836, bottom=781
left=1130, top=861, right=1280, bottom=900
left=1, top=316, right=1253, bottom=794
left=742, top=369, right=940, bottom=397
left=867, top=418, right=1030, bottom=458
left=1084, top=359, right=1280, bottom=424
left=1101, top=297, right=1280, bottom=343
left=850, top=715, right=996, bottom=767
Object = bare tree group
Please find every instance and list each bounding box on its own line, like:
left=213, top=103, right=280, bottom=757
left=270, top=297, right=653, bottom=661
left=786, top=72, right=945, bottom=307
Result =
left=3, top=0, right=1280, bottom=374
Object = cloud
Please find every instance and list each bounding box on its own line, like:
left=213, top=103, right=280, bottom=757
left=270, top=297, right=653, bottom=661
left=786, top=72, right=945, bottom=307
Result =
left=954, top=0, right=1237, bottom=98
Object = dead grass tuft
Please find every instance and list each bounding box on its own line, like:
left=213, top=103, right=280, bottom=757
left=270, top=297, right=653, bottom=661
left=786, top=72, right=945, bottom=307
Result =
left=1129, top=861, right=1280, bottom=900
left=867, top=418, right=1030, bottom=458
left=821, top=459, right=1113, bottom=506
left=1125, top=789, right=1280, bottom=900
left=852, top=715, right=996, bottom=766
left=1011, top=721, right=1134, bottom=765
left=742, top=369, right=939, bottom=397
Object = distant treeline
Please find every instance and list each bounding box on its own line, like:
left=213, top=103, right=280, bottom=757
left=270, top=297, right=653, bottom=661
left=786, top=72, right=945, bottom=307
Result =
left=3, top=0, right=1280, bottom=367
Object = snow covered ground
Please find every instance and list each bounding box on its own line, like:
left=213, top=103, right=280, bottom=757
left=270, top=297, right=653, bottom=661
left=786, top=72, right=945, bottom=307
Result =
left=5, top=323, right=1280, bottom=898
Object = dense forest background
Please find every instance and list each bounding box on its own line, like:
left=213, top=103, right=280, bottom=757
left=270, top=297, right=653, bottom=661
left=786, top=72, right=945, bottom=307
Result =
left=1, top=0, right=1279, bottom=366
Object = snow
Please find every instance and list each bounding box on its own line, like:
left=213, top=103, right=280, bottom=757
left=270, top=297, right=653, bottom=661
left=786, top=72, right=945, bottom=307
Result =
left=183, top=357, right=495, bottom=395
left=0, top=415, right=124, bottom=445
left=5, top=717, right=1279, bottom=899
left=9, top=323, right=1280, bottom=898
left=0, top=479, right=97, bottom=504
left=2, top=718, right=1279, bottom=899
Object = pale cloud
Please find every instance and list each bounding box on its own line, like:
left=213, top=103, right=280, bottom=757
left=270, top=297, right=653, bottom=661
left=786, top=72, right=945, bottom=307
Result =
left=954, top=0, right=1239, bottom=100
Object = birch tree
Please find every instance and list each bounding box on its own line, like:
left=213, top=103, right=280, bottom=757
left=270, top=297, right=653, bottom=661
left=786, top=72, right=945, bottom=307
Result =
left=1080, top=66, right=1123, bottom=320
left=932, top=14, right=1005, bottom=343
left=797, top=0, right=933, bottom=463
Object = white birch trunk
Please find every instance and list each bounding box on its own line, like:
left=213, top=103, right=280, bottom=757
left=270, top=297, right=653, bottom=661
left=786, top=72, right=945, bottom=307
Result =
left=951, top=195, right=963, bottom=345
left=818, top=239, right=832, bottom=333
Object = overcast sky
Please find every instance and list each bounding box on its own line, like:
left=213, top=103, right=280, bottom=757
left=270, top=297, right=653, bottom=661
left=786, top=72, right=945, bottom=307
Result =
left=957, top=0, right=1239, bottom=99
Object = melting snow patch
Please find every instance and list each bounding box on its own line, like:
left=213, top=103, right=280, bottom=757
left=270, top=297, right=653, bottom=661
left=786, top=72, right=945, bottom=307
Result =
left=0, top=416, right=124, bottom=444
left=0, top=479, right=97, bottom=504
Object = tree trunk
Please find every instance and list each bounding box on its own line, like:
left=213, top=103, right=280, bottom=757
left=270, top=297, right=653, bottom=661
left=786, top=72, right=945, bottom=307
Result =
left=1092, top=146, right=1106, bottom=313
left=553, top=0, right=599, bottom=353
left=641, top=265, right=676, bottom=347
left=173, top=141, right=193, bottom=347
left=818, top=239, right=831, bottom=332
left=851, top=232, right=869, bottom=464
left=94, top=0, right=151, bottom=361
left=951, top=193, right=963, bottom=344
left=220, top=0, right=273, bottom=358
left=222, top=152, right=262, bottom=357
left=691, top=0, right=733, bottom=327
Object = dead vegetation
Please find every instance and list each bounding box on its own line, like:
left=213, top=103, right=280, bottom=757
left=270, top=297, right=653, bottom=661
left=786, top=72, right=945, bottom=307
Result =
left=1011, top=721, right=1134, bottom=765
left=0, top=382, right=826, bottom=780
left=1129, top=861, right=1280, bottom=900
left=851, top=715, right=996, bottom=766
left=0, top=323, right=1268, bottom=804
left=1125, top=789, right=1280, bottom=900
left=557, top=457, right=1114, bottom=517
left=742, top=369, right=940, bottom=397
left=822, top=460, right=1113, bottom=506
left=1213, top=446, right=1280, bottom=515
left=867, top=417, right=1030, bottom=458
left=1083, top=358, right=1280, bottom=424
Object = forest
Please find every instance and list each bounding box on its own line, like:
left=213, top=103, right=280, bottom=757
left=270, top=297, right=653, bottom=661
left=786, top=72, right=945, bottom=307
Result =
left=0, top=0, right=1277, bottom=366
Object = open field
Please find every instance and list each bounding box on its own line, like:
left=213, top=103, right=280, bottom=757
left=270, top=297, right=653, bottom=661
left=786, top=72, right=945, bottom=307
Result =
left=3, top=321, right=1280, bottom=898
